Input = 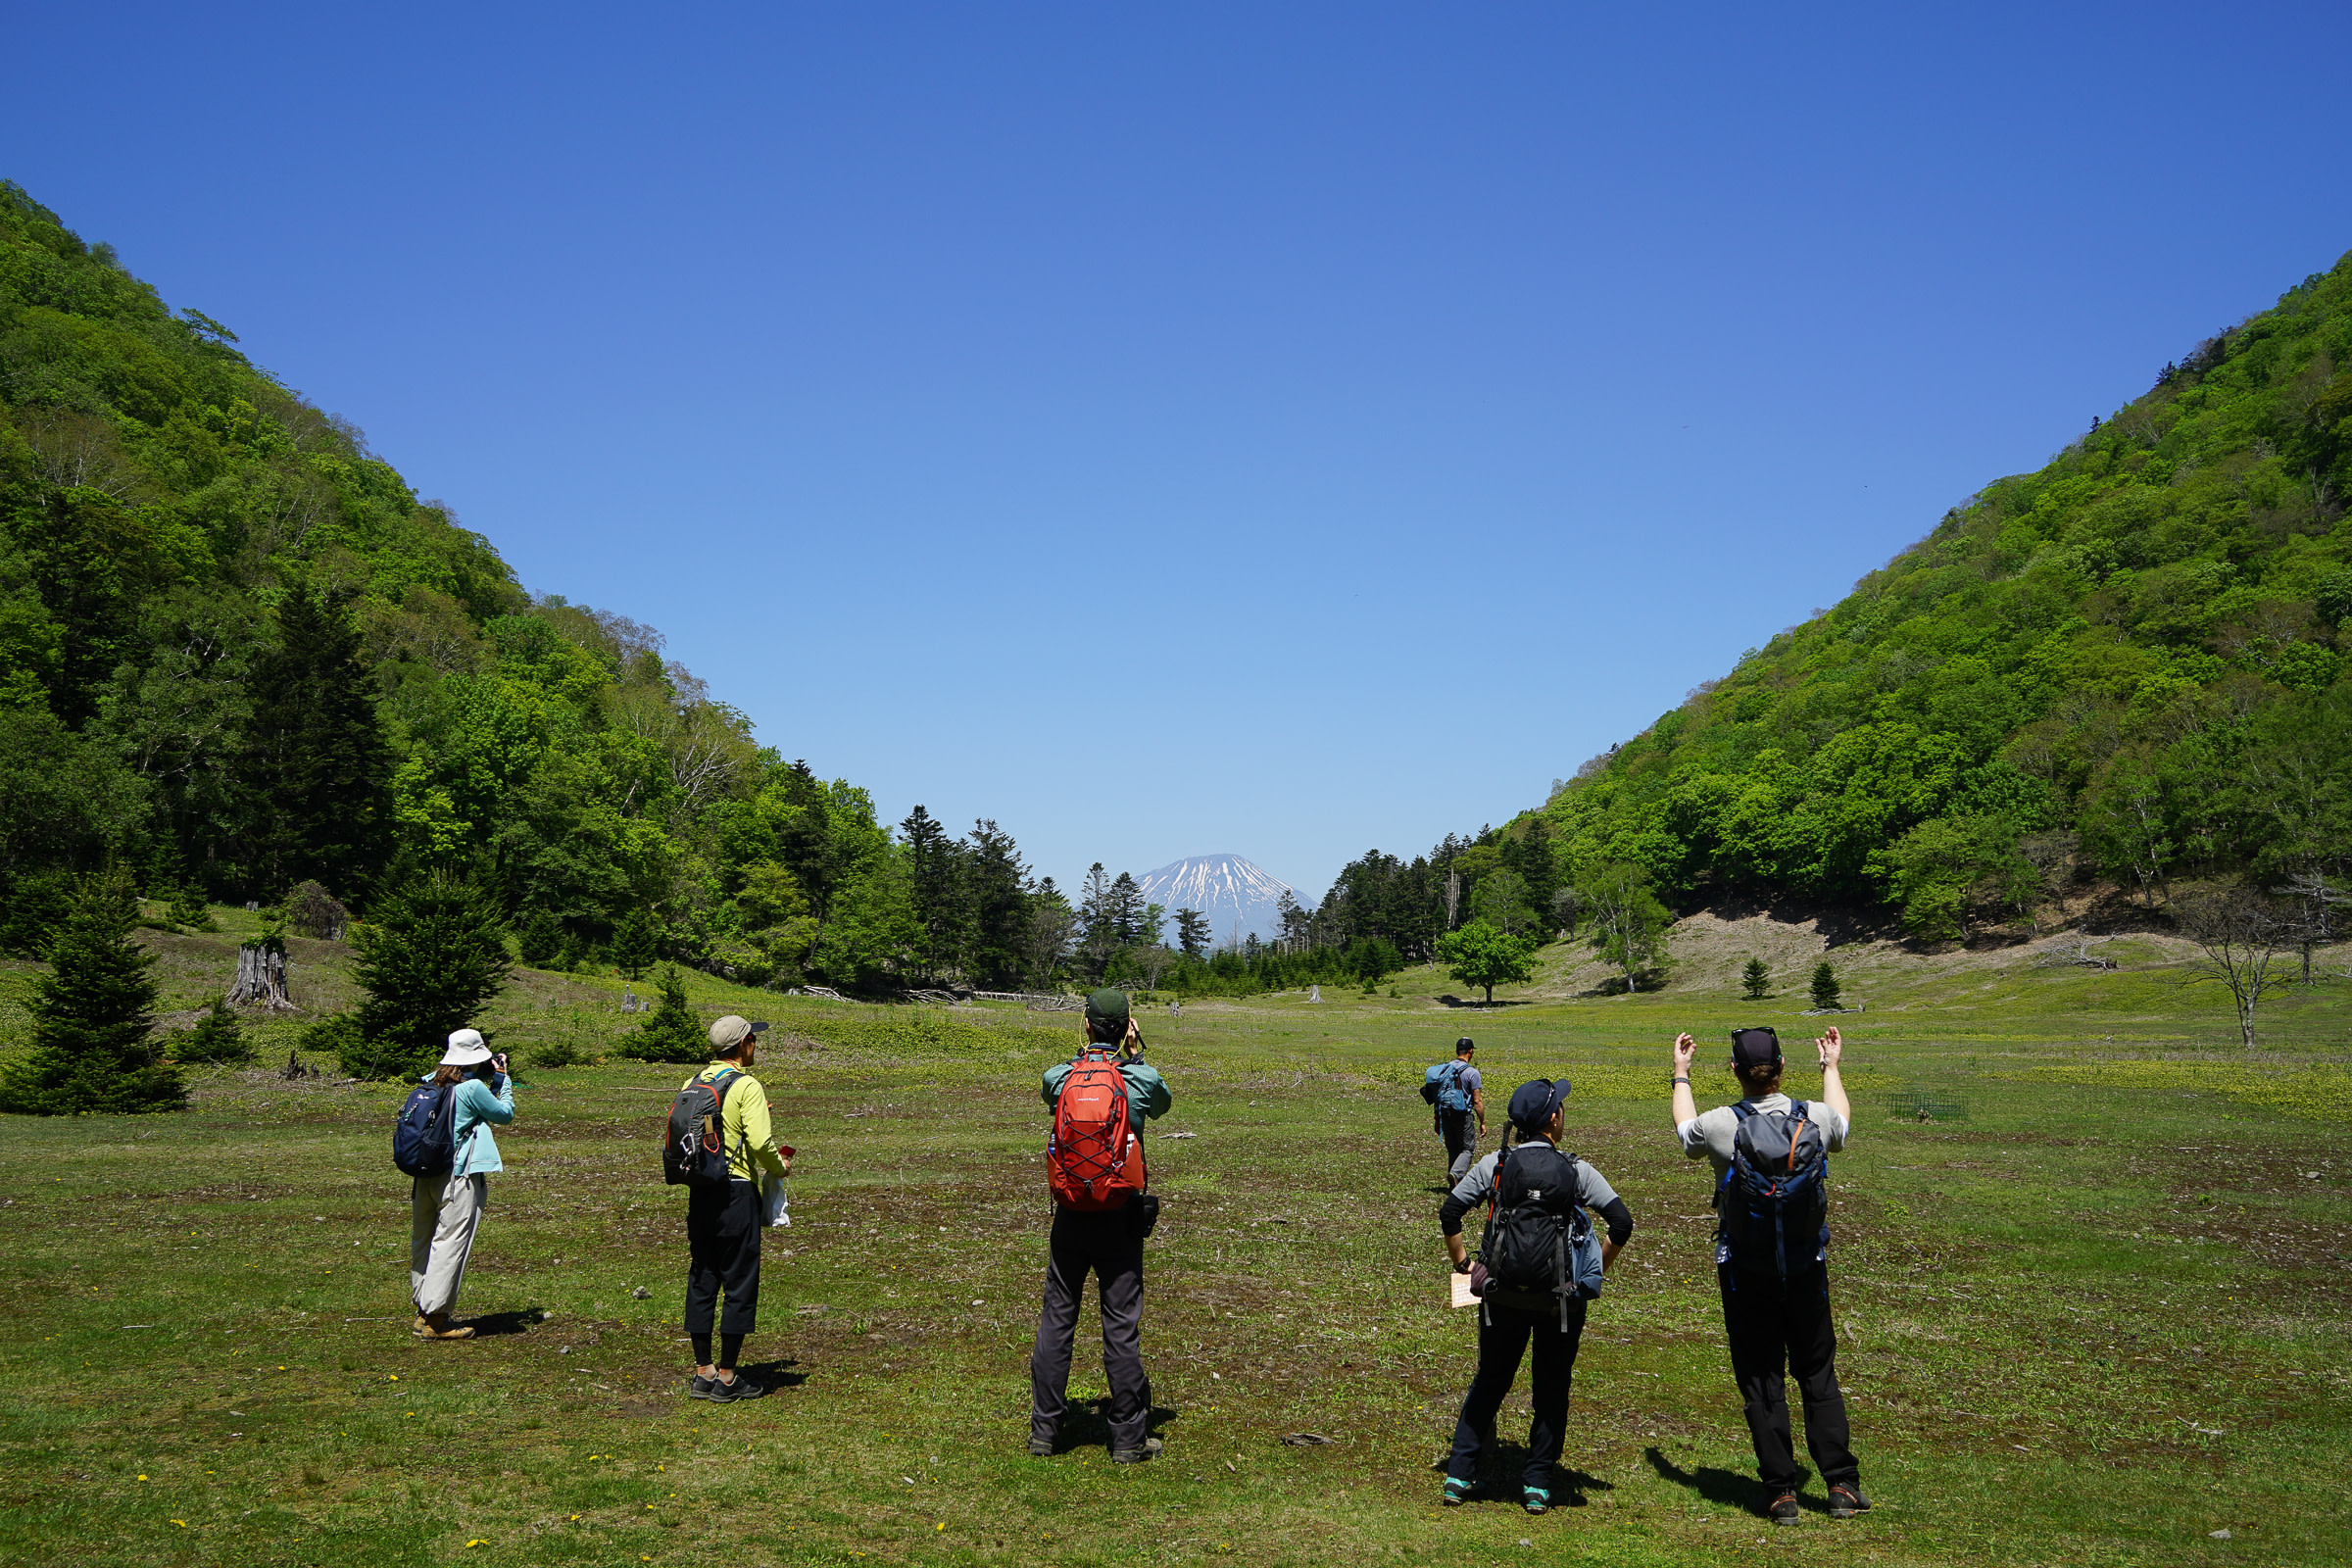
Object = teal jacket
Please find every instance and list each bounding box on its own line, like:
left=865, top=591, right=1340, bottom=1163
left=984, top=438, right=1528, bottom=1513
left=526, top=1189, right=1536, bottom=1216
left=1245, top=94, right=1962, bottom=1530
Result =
left=417, top=1073, right=514, bottom=1177
left=1041, top=1055, right=1171, bottom=1121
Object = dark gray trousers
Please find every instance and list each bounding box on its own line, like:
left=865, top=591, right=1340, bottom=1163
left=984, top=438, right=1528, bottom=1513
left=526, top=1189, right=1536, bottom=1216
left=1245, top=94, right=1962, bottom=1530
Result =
left=1027, top=1208, right=1149, bottom=1450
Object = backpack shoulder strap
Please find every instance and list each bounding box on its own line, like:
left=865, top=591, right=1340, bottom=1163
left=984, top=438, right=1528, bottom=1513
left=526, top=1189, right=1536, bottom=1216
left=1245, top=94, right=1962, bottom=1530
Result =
left=1729, top=1099, right=1756, bottom=1121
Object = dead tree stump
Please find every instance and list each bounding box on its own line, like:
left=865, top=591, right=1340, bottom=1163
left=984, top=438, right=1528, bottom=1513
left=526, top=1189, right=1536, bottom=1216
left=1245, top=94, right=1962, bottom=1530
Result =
left=227, top=942, right=294, bottom=1010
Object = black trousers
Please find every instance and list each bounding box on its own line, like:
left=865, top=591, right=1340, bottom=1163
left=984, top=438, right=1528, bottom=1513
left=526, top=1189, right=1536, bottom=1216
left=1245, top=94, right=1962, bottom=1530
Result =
left=1718, top=1261, right=1858, bottom=1492
left=1439, top=1109, right=1477, bottom=1175
left=684, top=1179, right=761, bottom=1336
left=1446, top=1297, right=1587, bottom=1493
left=1028, top=1208, right=1149, bottom=1451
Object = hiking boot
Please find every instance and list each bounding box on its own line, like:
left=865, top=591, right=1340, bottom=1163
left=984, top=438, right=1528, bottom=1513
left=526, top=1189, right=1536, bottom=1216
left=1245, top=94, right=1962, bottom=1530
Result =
left=1523, top=1487, right=1549, bottom=1515
left=707, top=1373, right=767, bottom=1402
left=1828, top=1484, right=1873, bottom=1519
left=689, top=1374, right=720, bottom=1401
left=1768, top=1492, right=1801, bottom=1526
left=1443, top=1478, right=1483, bottom=1507
left=1110, top=1437, right=1163, bottom=1464
left=1026, top=1436, right=1054, bottom=1456
left=414, top=1312, right=473, bottom=1341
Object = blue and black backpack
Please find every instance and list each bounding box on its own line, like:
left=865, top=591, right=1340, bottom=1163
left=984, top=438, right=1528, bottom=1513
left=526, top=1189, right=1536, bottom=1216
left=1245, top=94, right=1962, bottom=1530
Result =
left=1420, top=1060, right=1472, bottom=1114
left=1715, top=1100, right=1831, bottom=1278
left=393, top=1083, right=458, bottom=1178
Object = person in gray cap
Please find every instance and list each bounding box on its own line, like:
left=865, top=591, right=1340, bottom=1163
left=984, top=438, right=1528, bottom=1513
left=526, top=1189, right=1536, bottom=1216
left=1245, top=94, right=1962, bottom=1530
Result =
left=679, top=1014, right=793, bottom=1400
left=1027, top=987, right=1172, bottom=1461
left=410, top=1028, right=513, bottom=1341
left=1436, top=1076, right=1635, bottom=1513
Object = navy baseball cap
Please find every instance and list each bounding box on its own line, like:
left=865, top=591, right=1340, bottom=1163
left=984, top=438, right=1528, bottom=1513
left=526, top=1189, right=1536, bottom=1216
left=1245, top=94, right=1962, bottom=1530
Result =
left=1505, top=1078, right=1571, bottom=1133
left=1731, top=1026, right=1782, bottom=1068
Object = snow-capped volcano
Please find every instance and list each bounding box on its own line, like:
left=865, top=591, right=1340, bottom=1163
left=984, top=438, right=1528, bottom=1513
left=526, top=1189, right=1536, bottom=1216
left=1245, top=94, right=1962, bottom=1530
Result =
left=1138, top=855, right=1300, bottom=946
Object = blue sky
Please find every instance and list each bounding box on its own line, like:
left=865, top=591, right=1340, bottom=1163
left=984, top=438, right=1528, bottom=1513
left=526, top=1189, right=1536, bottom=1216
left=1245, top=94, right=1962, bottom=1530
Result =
left=8, top=3, right=2350, bottom=898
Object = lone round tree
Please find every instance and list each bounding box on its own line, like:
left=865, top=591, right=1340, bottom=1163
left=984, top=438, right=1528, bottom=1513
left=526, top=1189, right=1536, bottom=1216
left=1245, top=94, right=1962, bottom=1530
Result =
left=1436, top=919, right=1539, bottom=1005
left=0, top=870, right=184, bottom=1114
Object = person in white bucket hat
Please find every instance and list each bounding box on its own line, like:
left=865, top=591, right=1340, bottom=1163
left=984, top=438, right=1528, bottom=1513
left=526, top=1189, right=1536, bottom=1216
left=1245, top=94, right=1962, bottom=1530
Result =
left=409, top=1027, right=514, bottom=1340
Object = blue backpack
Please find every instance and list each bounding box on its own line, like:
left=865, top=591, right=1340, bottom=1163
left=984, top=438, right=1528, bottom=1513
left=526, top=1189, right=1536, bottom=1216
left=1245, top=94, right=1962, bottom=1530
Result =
left=1715, top=1100, right=1831, bottom=1279
left=393, top=1083, right=458, bottom=1178
left=1421, top=1061, right=1472, bottom=1113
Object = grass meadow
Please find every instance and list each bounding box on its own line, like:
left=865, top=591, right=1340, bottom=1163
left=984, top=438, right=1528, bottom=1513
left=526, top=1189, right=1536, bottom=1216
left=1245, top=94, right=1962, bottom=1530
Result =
left=1, top=909, right=2348, bottom=1567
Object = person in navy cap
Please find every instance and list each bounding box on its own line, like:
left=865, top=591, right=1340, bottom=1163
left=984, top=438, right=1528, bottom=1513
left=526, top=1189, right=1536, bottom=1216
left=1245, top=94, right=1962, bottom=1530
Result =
left=1436, top=1075, right=1635, bottom=1514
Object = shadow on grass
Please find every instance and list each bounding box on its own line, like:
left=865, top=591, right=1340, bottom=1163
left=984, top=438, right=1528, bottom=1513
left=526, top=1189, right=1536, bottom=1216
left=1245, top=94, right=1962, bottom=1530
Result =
left=1643, top=1446, right=1787, bottom=1513
left=1438, top=1436, right=1615, bottom=1505
left=735, top=1356, right=808, bottom=1390
left=1037, top=1396, right=1182, bottom=1455
left=1435, top=996, right=1540, bottom=1009
left=466, top=1308, right=551, bottom=1338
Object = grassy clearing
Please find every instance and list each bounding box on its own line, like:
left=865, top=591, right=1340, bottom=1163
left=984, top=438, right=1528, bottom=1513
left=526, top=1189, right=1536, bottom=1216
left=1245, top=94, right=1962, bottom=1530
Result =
left=0, top=915, right=2348, bottom=1566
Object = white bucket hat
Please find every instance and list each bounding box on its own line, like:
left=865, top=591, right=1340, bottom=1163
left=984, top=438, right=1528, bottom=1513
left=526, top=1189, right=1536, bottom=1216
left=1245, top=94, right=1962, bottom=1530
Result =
left=439, top=1028, right=492, bottom=1067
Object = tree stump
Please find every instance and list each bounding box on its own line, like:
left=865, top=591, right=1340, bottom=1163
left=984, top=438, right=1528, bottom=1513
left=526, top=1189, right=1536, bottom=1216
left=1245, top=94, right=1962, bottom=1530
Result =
left=227, top=943, right=294, bottom=1010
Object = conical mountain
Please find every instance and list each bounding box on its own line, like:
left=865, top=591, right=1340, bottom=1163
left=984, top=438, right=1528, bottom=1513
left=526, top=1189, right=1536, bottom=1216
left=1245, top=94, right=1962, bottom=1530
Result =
left=1137, top=855, right=1298, bottom=946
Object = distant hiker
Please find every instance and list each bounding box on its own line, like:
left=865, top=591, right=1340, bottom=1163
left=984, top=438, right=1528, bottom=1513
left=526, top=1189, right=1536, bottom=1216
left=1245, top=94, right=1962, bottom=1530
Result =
left=670, top=1015, right=793, bottom=1401
left=1671, top=1024, right=1869, bottom=1525
left=1438, top=1077, right=1634, bottom=1513
left=1421, top=1037, right=1486, bottom=1183
left=1028, top=988, right=1172, bottom=1462
left=406, top=1029, right=514, bottom=1341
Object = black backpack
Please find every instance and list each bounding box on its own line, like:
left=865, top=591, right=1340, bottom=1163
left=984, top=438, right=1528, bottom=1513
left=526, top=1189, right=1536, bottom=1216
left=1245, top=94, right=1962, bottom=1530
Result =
left=1476, top=1142, right=1600, bottom=1326
left=1715, top=1099, right=1831, bottom=1279
left=662, top=1068, right=745, bottom=1187
left=392, top=1083, right=458, bottom=1178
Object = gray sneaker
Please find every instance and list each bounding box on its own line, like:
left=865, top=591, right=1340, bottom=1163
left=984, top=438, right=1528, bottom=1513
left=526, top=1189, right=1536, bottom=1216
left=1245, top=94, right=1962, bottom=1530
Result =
left=1027, top=1435, right=1054, bottom=1456
left=708, top=1373, right=767, bottom=1402
left=1110, top=1437, right=1163, bottom=1464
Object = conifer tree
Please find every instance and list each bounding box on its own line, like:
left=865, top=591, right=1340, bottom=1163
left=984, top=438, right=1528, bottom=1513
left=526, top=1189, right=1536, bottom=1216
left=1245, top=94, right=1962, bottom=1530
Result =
left=1741, top=956, right=1771, bottom=1000
left=172, top=995, right=253, bottom=1065
left=621, top=963, right=706, bottom=1062
left=241, top=590, right=392, bottom=901
left=1810, top=960, right=1842, bottom=1011
left=611, top=906, right=660, bottom=981
left=345, top=871, right=510, bottom=1079
left=0, top=869, right=184, bottom=1114
left=514, top=907, right=561, bottom=966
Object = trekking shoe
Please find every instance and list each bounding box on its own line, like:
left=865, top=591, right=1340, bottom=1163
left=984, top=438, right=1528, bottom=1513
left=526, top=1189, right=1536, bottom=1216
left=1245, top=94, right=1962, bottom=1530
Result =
left=1768, top=1492, right=1801, bottom=1526
left=1523, top=1487, right=1549, bottom=1515
left=1442, top=1478, right=1483, bottom=1507
left=414, top=1312, right=473, bottom=1341
left=689, top=1374, right=720, bottom=1401
left=1026, top=1435, right=1054, bottom=1456
left=1110, top=1437, right=1163, bottom=1464
left=707, top=1374, right=767, bottom=1402
left=1828, top=1485, right=1873, bottom=1519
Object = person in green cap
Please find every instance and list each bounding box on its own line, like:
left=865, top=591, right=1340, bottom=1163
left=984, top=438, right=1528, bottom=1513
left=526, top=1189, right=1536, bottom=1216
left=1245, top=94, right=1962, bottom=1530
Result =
left=1026, top=987, right=1173, bottom=1461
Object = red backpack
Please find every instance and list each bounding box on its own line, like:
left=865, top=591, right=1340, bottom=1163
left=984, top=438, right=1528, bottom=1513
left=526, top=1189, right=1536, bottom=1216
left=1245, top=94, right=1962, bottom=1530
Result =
left=1048, top=1048, right=1148, bottom=1210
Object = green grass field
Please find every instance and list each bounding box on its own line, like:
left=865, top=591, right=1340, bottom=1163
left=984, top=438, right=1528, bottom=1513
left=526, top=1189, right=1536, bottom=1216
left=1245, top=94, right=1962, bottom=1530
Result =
left=2, top=913, right=2348, bottom=1566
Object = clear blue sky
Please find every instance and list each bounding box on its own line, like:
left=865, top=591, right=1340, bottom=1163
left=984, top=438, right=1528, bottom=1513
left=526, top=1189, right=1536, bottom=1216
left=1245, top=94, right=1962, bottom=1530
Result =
left=8, top=3, right=2349, bottom=899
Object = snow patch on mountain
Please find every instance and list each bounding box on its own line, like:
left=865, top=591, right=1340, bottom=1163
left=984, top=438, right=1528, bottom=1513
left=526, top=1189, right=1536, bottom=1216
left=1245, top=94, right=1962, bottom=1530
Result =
left=1137, top=855, right=1300, bottom=946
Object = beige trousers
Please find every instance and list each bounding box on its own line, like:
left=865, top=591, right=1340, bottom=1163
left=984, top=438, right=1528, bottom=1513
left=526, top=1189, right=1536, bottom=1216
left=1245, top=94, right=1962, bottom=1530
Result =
left=410, top=1172, right=488, bottom=1316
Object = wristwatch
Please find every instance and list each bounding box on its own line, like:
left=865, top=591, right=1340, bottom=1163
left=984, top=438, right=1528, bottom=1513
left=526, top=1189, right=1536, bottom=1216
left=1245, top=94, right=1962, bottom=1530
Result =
left=1671, top=1076, right=1690, bottom=1086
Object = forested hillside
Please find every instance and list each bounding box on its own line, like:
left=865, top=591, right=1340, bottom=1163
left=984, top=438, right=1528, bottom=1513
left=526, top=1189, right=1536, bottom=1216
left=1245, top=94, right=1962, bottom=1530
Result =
left=0, top=180, right=1070, bottom=991
left=1521, top=250, right=2352, bottom=941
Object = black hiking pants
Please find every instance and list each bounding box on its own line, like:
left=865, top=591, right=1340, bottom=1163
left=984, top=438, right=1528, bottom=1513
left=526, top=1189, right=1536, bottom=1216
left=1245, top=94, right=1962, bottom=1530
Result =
left=1446, top=1297, right=1587, bottom=1494
left=1028, top=1208, right=1150, bottom=1452
left=684, top=1179, right=761, bottom=1336
left=1718, top=1261, right=1858, bottom=1493
left=1439, top=1108, right=1478, bottom=1179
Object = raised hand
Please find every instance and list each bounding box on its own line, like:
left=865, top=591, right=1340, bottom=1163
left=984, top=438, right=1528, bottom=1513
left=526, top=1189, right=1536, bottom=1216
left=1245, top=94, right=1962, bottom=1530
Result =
left=1816, top=1025, right=1842, bottom=1069
left=1672, top=1032, right=1698, bottom=1075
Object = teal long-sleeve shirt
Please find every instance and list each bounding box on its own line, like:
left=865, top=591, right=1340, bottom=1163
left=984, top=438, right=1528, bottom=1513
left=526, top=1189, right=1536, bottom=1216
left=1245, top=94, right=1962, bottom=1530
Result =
left=1040, top=1056, right=1171, bottom=1121
left=416, top=1073, right=514, bottom=1177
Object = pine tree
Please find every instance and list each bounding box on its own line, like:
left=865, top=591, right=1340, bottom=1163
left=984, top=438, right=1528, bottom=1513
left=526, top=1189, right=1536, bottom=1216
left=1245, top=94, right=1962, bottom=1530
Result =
left=0, top=869, right=184, bottom=1113
left=1740, top=956, right=1771, bottom=1000
left=172, top=995, right=253, bottom=1065
left=345, top=872, right=511, bottom=1079
left=515, top=908, right=561, bottom=966
left=620, top=963, right=706, bottom=1062
left=241, top=590, right=392, bottom=901
left=611, top=906, right=660, bottom=981
left=1810, top=960, right=1842, bottom=1011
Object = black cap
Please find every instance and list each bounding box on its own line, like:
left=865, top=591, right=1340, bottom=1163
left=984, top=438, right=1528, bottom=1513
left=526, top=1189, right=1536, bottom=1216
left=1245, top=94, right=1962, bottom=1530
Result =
left=1505, top=1078, right=1570, bottom=1133
left=1454, top=1037, right=1475, bottom=1054
left=1731, top=1026, right=1782, bottom=1068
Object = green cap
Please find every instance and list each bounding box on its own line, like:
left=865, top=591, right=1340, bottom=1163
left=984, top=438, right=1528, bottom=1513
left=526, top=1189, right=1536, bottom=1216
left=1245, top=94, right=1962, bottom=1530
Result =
left=1084, top=987, right=1131, bottom=1035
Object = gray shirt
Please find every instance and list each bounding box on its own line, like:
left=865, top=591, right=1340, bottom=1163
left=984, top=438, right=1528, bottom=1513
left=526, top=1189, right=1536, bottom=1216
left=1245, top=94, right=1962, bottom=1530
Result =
left=1446, top=1141, right=1621, bottom=1216
left=1677, top=1091, right=1850, bottom=1183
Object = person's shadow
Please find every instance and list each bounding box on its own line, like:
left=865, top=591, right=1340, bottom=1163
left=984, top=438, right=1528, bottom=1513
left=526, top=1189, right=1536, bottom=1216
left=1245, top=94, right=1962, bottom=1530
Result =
left=466, top=1308, right=548, bottom=1337
left=1643, top=1446, right=1788, bottom=1513
left=1042, top=1395, right=1181, bottom=1454
left=735, top=1356, right=808, bottom=1389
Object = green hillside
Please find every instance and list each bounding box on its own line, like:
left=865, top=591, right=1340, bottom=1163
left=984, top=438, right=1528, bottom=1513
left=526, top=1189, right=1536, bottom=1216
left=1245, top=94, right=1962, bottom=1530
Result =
left=0, top=179, right=1062, bottom=990
left=1528, top=252, right=2352, bottom=938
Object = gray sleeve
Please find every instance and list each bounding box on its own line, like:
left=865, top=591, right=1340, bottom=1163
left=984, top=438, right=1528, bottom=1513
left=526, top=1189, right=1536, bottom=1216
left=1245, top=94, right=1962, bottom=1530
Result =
left=1574, top=1159, right=1620, bottom=1210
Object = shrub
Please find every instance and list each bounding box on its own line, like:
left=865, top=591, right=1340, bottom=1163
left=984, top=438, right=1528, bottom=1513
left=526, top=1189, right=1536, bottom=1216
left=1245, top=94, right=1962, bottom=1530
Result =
left=284, top=880, right=350, bottom=940
left=172, top=996, right=254, bottom=1065
left=304, top=1011, right=395, bottom=1080
left=0, top=869, right=184, bottom=1115
left=529, top=1036, right=582, bottom=1070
